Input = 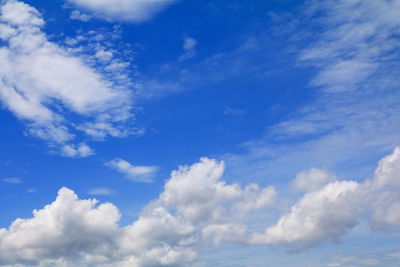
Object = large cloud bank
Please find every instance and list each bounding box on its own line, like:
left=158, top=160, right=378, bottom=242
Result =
left=2, top=149, right=400, bottom=266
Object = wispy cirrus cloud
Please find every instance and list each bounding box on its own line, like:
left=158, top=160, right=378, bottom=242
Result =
left=105, top=158, right=159, bottom=183
left=179, top=37, right=197, bottom=61
left=224, top=0, right=400, bottom=184
left=87, top=187, right=115, bottom=196
left=2, top=177, right=21, bottom=184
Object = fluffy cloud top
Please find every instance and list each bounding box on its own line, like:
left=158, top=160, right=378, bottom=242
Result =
left=0, top=0, right=135, bottom=156
left=250, top=147, right=400, bottom=251
left=0, top=187, right=121, bottom=266
left=66, top=0, right=177, bottom=22
left=251, top=181, right=361, bottom=251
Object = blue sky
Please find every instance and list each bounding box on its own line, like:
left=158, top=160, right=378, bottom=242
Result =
left=1, top=0, right=400, bottom=266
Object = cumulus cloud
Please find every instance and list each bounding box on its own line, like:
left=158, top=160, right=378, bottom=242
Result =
left=370, top=147, right=400, bottom=188
left=0, top=157, right=276, bottom=266
left=65, top=0, right=177, bottom=23
left=157, top=158, right=276, bottom=224
left=251, top=180, right=362, bottom=251
left=105, top=158, right=159, bottom=183
left=368, top=147, right=400, bottom=229
left=1, top=151, right=400, bottom=265
left=250, top=147, right=400, bottom=251
left=0, top=187, right=121, bottom=266
left=0, top=0, right=135, bottom=156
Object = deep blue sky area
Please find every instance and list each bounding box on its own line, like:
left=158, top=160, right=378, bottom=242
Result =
left=0, top=0, right=314, bottom=222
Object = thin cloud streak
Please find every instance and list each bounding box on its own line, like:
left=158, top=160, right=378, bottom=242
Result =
left=224, top=0, right=400, bottom=184
left=2, top=177, right=21, bottom=184
left=105, top=158, right=159, bottom=183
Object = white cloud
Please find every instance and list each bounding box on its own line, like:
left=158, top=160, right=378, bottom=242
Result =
left=65, top=0, right=177, bottom=23
left=250, top=180, right=362, bottom=251
left=179, top=37, right=197, bottom=61
left=0, top=0, right=135, bottom=156
left=60, top=143, right=95, bottom=158
left=370, top=147, right=400, bottom=188
left=0, top=187, right=121, bottom=266
left=201, top=223, right=246, bottom=246
left=27, top=188, right=37, bottom=193
left=70, top=10, right=91, bottom=22
left=223, top=107, right=246, bottom=116
left=368, top=147, right=400, bottom=229
left=88, top=187, right=115, bottom=196
left=105, top=158, right=159, bottom=183
left=157, top=158, right=276, bottom=223
left=158, top=158, right=236, bottom=222
left=370, top=192, right=400, bottom=230
left=2, top=177, right=21, bottom=184
left=292, top=168, right=336, bottom=192
left=299, top=0, right=400, bottom=93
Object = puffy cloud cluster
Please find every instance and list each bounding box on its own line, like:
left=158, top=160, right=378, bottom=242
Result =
left=0, top=158, right=276, bottom=266
left=0, top=188, right=121, bottom=266
left=251, top=181, right=362, bottom=251
left=158, top=159, right=276, bottom=223
left=0, top=0, right=135, bottom=156
left=250, top=147, right=400, bottom=251
left=2, top=149, right=400, bottom=265
left=65, top=0, right=177, bottom=23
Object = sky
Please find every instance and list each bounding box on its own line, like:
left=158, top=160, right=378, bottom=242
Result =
left=0, top=0, right=400, bottom=266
